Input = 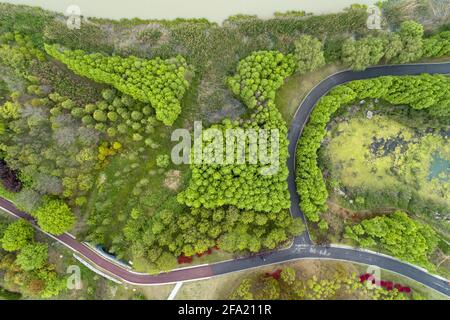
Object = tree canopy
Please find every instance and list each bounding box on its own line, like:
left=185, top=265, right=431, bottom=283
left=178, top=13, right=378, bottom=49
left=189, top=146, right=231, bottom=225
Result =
left=294, top=35, right=326, bottom=74
left=44, top=44, right=190, bottom=126
left=296, top=74, right=450, bottom=223
left=1, top=219, right=34, bottom=252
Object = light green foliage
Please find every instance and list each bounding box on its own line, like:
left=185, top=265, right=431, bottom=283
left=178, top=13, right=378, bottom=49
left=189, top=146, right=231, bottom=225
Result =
left=227, top=51, right=296, bottom=109
left=349, top=74, right=450, bottom=117
left=296, top=86, right=356, bottom=222
left=44, top=44, right=190, bottom=125
left=179, top=51, right=295, bottom=213
left=0, top=101, right=20, bottom=119
left=396, top=20, right=424, bottom=63
left=0, top=32, right=45, bottom=77
left=87, top=56, right=306, bottom=269
left=230, top=267, right=415, bottom=300
left=1, top=220, right=34, bottom=252
left=342, top=36, right=384, bottom=71
left=156, top=154, right=170, bottom=168
left=422, top=31, right=450, bottom=58
left=294, top=35, right=326, bottom=74
left=344, top=211, right=438, bottom=270
left=32, top=199, right=75, bottom=235
left=15, top=242, right=48, bottom=271
left=296, top=74, right=449, bottom=223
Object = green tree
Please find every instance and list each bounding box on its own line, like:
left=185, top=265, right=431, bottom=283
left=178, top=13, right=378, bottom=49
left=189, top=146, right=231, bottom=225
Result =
left=344, top=211, right=438, bottom=270
left=294, top=35, right=326, bottom=74
left=396, top=20, right=424, bottom=63
left=230, top=278, right=254, bottom=300
left=342, top=36, right=384, bottom=70
left=16, top=243, right=48, bottom=271
left=156, top=154, right=170, bottom=168
left=259, top=278, right=280, bottom=300
left=44, top=44, right=190, bottom=126
left=1, top=220, right=34, bottom=252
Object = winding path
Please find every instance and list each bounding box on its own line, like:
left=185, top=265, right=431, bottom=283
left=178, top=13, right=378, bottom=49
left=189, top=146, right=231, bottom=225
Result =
left=1, top=62, right=449, bottom=296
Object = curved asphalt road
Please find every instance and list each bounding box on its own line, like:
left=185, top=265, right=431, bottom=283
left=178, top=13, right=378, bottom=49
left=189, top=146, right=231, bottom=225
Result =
left=1, top=62, right=449, bottom=296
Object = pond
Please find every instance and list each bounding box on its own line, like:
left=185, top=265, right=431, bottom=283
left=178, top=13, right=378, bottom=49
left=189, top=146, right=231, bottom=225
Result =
left=429, top=153, right=449, bottom=182
left=2, top=0, right=376, bottom=23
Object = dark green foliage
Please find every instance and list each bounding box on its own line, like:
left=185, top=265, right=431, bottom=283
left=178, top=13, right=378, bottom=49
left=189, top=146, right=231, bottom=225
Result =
left=0, top=216, right=66, bottom=299
left=293, top=35, right=326, bottom=74
left=341, top=20, right=449, bottom=70
left=1, top=220, right=34, bottom=252
left=0, top=286, right=21, bottom=300
left=43, top=19, right=114, bottom=53
left=395, top=20, right=424, bottom=63
left=179, top=51, right=295, bottom=213
left=30, top=59, right=105, bottom=105
left=32, top=199, right=75, bottom=235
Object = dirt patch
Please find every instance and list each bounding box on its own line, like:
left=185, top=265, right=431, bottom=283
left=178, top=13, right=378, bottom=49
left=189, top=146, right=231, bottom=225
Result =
left=164, top=170, right=181, bottom=191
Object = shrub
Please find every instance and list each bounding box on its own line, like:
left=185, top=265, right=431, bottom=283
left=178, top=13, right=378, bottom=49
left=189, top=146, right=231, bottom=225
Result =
left=44, top=44, right=191, bottom=125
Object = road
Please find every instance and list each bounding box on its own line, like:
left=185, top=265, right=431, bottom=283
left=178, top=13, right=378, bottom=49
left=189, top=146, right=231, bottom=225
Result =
left=1, top=62, right=449, bottom=296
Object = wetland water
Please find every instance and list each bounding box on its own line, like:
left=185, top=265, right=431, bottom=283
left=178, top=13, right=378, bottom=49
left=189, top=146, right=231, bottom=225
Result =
left=2, top=0, right=376, bottom=23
